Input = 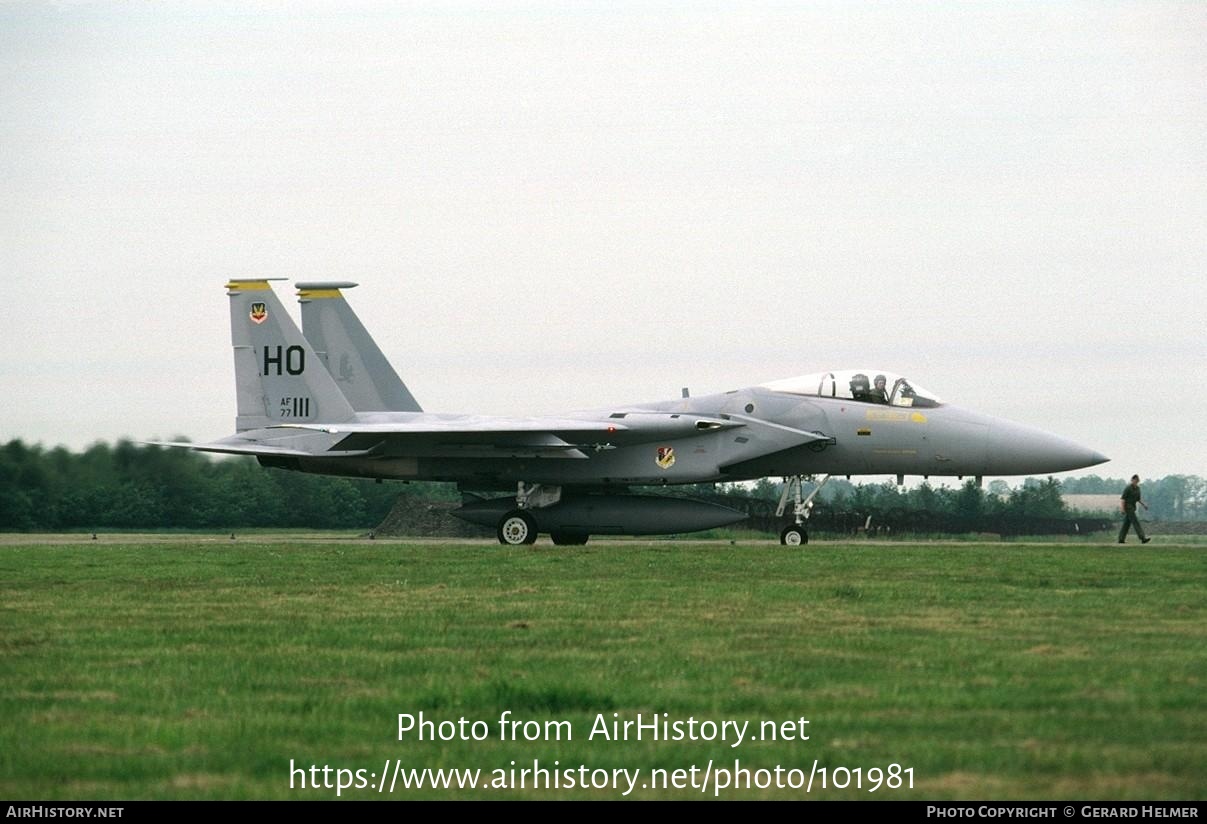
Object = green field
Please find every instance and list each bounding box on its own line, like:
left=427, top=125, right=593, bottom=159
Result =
left=1, top=536, right=1204, bottom=800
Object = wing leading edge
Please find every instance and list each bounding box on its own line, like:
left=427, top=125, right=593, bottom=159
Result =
left=272, top=412, right=749, bottom=454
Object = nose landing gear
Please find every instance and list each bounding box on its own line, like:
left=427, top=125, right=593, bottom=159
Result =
left=776, top=474, right=831, bottom=547
left=779, top=524, right=808, bottom=546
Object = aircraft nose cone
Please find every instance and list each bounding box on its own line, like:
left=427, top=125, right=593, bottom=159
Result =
left=987, top=422, right=1109, bottom=475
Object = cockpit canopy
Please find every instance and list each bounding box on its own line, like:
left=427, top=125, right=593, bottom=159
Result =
left=760, top=370, right=943, bottom=408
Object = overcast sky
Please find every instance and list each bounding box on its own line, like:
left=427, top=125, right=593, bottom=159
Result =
left=3, top=1, right=1205, bottom=484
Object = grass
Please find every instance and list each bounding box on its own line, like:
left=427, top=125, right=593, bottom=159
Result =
left=1, top=536, right=1204, bottom=799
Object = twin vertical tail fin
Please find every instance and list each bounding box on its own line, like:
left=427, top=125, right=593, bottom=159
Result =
left=226, top=280, right=356, bottom=432
left=296, top=282, right=423, bottom=413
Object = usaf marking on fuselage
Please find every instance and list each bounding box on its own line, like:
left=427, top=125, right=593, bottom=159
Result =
left=155, top=280, right=1108, bottom=546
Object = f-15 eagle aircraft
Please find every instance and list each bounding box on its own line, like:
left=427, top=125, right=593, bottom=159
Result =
left=161, top=280, right=1108, bottom=545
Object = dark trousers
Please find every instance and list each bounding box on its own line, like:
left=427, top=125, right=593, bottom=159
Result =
left=1118, top=510, right=1146, bottom=542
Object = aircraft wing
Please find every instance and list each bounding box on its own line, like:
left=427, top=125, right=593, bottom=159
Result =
left=146, top=440, right=378, bottom=458
left=273, top=413, right=746, bottom=454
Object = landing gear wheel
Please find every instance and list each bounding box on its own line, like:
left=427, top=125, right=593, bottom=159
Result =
left=780, top=525, right=808, bottom=546
left=497, top=511, right=538, bottom=545
left=551, top=532, right=589, bottom=546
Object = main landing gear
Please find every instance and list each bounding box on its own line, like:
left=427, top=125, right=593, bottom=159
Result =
left=776, top=474, right=831, bottom=547
left=497, top=482, right=575, bottom=546
left=497, top=510, right=537, bottom=545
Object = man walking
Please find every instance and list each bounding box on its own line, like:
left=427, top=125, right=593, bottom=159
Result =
left=1118, top=474, right=1151, bottom=544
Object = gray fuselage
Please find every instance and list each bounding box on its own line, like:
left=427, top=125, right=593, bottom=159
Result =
left=259, top=386, right=1105, bottom=490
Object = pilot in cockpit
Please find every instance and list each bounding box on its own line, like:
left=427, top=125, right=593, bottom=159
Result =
left=870, top=374, right=888, bottom=404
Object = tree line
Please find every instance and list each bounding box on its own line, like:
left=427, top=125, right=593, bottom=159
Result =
left=1, top=438, right=1203, bottom=531
left=698, top=473, right=1207, bottom=523
left=0, top=439, right=452, bottom=531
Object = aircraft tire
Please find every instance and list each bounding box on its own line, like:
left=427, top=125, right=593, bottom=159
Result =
left=780, top=525, right=808, bottom=546
left=550, top=531, right=589, bottom=546
left=497, top=511, right=538, bottom=546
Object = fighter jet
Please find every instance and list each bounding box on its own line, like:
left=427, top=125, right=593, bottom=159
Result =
left=160, top=279, right=1108, bottom=545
